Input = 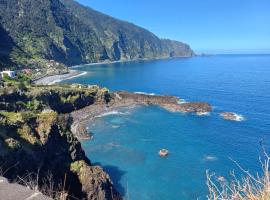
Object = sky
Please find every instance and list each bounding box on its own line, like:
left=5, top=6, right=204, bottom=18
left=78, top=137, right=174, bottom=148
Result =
left=76, top=0, right=270, bottom=54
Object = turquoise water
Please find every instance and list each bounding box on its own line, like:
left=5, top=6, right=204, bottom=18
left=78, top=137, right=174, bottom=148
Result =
left=63, top=55, right=270, bottom=199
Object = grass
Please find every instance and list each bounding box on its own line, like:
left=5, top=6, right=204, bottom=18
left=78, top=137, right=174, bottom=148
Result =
left=2, top=73, right=32, bottom=85
left=70, top=160, right=86, bottom=174
left=36, top=111, right=58, bottom=142
left=60, top=94, right=80, bottom=104
left=4, top=138, right=21, bottom=149
left=0, top=112, right=25, bottom=124
left=0, top=112, right=36, bottom=125
left=17, top=124, right=39, bottom=145
left=15, top=170, right=69, bottom=200
left=207, top=150, right=270, bottom=200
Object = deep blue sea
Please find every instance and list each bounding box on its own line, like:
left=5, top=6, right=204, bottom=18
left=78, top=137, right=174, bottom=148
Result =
left=62, top=55, right=270, bottom=200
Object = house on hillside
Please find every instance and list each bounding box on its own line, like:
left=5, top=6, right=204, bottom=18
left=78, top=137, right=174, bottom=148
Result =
left=22, top=68, right=32, bottom=75
left=1, top=70, right=16, bottom=78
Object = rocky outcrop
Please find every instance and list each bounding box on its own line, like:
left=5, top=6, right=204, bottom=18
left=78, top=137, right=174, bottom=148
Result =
left=0, top=113, right=121, bottom=200
left=70, top=161, right=121, bottom=200
left=115, top=91, right=212, bottom=113
left=220, top=112, right=244, bottom=121
left=71, top=91, right=212, bottom=139
left=0, top=83, right=121, bottom=200
left=0, top=82, right=211, bottom=199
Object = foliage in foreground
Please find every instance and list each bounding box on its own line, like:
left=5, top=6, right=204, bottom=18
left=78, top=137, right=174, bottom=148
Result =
left=207, top=151, right=270, bottom=200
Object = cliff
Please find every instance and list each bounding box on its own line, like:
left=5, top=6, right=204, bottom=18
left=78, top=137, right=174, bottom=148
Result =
left=0, top=76, right=212, bottom=199
left=0, top=0, right=194, bottom=69
left=0, top=82, right=121, bottom=200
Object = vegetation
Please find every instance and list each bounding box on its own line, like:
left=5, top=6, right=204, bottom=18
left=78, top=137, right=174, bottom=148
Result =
left=0, top=81, right=119, bottom=199
left=0, top=80, right=111, bottom=149
left=0, top=0, right=193, bottom=69
left=2, top=73, right=31, bottom=86
left=70, top=160, right=86, bottom=174
left=207, top=151, right=270, bottom=200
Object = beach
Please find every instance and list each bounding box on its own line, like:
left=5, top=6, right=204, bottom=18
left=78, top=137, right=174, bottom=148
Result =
left=33, top=70, right=87, bottom=85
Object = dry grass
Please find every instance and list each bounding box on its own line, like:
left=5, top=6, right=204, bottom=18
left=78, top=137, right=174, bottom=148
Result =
left=207, top=150, right=270, bottom=200
left=16, top=170, right=69, bottom=200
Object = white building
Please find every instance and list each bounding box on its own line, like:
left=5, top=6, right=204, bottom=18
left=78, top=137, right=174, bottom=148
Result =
left=1, top=70, right=16, bottom=78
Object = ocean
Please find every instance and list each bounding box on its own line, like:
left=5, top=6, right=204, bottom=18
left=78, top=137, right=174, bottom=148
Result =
left=62, top=55, right=270, bottom=199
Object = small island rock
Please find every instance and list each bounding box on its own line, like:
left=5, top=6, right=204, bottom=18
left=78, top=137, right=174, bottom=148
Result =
left=159, top=149, right=169, bottom=157
left=220, top=112, right=244, bottom=121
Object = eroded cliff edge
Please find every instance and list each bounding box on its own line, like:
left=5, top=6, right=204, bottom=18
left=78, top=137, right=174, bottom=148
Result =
left=0, top=83, right=121, bottom=200
left=0, top=82, right=211, bottom=199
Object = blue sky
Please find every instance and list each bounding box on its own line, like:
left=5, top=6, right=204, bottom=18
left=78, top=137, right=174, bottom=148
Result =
left=77, top=0, right=270, bottom=54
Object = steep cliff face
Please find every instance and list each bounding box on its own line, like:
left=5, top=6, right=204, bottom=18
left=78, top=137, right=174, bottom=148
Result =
left=0, top=83, right=121, bottom=200
left=0, top=0, right=194, bottom=69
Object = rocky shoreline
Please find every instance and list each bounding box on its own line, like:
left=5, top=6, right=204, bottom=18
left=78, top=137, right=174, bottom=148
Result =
left=71, top=91, right=212, bottom=140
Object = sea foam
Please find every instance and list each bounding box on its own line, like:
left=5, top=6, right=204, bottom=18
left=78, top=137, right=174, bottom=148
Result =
left=134, top=91, right=156, bottom=96
left=48, top=71, right=87, bottom=85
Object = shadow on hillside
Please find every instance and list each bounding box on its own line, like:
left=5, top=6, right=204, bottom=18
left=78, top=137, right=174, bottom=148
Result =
left=0, top=24, right=15, bottom=68
left=93, top=162, right=127, bottom=195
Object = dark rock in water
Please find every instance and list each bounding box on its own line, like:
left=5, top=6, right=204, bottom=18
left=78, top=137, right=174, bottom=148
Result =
left=220, top=112, right=244, bottom=121
left=159, top=149, right=169, bottom=157
left=114, top=91, right=212, bottom=114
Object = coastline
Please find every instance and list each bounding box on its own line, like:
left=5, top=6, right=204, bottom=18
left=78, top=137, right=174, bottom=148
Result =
left=33, top=70, right=87, bottom=85
left=71, top=91, right=212, bottom=141
left=34, top=56, right=195, bottom=85
left=71, top=55, right=193, bottom=68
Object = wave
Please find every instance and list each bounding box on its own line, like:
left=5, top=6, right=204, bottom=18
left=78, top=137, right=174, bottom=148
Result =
left=48, top=71, right=87, bottom=85
left=96, top=110, right=131, bottom=118
left=69, top=65, right=82, bottom=69
left=134, top=91, right=156, bottom=96
left=203, top=155, right=218, bottom=161
left=63, top=71, right=88, bottom=80
left=234, top=114, right=245, bottom=121
left=196, top=112, right=210, bottom=116
left=177, top=99, right=188, bottom=104
left=112, top=125, right=121, bottom=129
left=96, top=111, right=123, bottom=118
left=220, top=112, right=245, bottom=122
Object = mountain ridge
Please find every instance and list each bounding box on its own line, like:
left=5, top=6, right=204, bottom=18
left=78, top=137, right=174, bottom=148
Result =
left=0, top=0, right=194, bottom=69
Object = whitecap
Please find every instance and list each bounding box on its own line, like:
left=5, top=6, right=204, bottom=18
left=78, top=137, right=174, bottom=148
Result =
left=112, top=125, right=120, bottom=129
left=48, top=71, right=87, bottom=85
left=134, top=91, right=156, bottom=96
left=62, top=71, right=87, bottom=80
left=108, top=142, right=121, bottom=147
left=220, top=112, right=245, bottom=122
left=177, top=99, right=188, bottom=104
left=196, top=112, right=210, bottom=116
left=235, top=114, right=245, bottom=121
left=203, top=155, right=218, bottom=161
left=96, top=111, right=124, bottom=118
